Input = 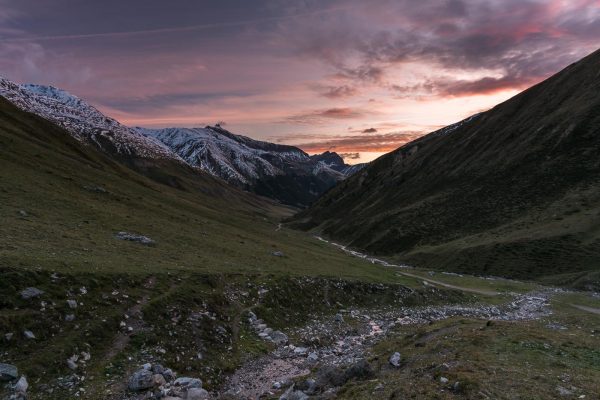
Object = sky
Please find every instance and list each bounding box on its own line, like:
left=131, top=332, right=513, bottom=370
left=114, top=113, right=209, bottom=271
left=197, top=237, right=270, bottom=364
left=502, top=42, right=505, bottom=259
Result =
left=0, top=0, right=598, bottom=163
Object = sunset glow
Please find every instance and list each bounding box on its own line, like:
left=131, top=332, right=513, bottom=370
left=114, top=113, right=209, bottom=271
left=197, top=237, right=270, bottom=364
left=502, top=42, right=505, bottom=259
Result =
left=1, top=0, right=598, bottom=163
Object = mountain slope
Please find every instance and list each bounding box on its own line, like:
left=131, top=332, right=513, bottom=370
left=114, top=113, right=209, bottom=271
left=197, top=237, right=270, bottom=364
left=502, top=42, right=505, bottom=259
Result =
left=292, top=48, right=600, bottom=280
left=137, top=126, right=362, bottom=206
left=0, top=78, right=178, bottom=160
left=0, top=95, right=398, bottom=279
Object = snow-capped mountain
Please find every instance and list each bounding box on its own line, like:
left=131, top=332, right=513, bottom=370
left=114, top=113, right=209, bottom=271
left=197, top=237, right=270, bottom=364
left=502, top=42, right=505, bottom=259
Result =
left=136, top=126, right=360, bottom=206
left=0, top=75, right=363, bottom=206
left=0, top=77, right=178, bottom=160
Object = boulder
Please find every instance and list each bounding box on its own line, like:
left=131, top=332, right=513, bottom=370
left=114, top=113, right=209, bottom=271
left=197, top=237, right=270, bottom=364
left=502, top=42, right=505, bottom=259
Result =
left=186, top=387, right=210, bottom=399
left=334, top=313, right=344, bottom=323
left=67, top=300, right=78, bottom=309
left=151, top=364, right=165, bottom=375
left=65, top=314, right=75, bottom=322
left=343, top=359, right=374, bottom=381
left=271, top=331, right=288, bottom=345
left=128, top=369, right=154, bottom=391
left=0, top=363, right=18, bottom=381
left=162, top=368, right=176, bottom=382
left=271, top=251, right=284, bottom=257
left=389, top=352, right=401, bottom=367
left=115, top=231, right=156, bottom=246
left=20, top=287, right=44, bottom=300
left=307, top=352, right=319, bottom=363
left=15, top=376, right=28, bottom=393
left=23, top=330, right=36, bottom=340
left=174, top=377, right=202, bottom=389
left=153, top=373, right=166, bottom=387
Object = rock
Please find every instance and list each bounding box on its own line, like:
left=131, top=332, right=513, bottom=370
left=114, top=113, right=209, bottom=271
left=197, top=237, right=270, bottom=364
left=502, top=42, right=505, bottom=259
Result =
left=151, top=364, right=165, bottom=375
left=174, top=377, right=202, bottom=389
left=65, top=314, right=75, bottom=322
left=307, top=352, right=319, bottom=363
left=334, top=313, right=344, bottom=323
left=293, top=347, right=308, bottom=356
left=389, top=352, right=401, bottom=367
left=142, top=363, right=152, bottom=370
left=15, top=376, right=28, bottom=393
left=279, top=385, right=293, bottom=400
left=344, top=359, right=373, bottom=381
left=296, top=379, right=317, bottom=395
left=440, top=376, right=449, bottom=384
left=18, top=210, right=28, bottom=217
left=0, top=363, right=18, bottom=381
left=128, top=369, right=154, bottom=391
left=287, top=391, right=309, bottom=400
left=23, top=330, right=35, bottom=340
left=67, top=357, right=78, bottom=370
left=271, top=330, right=288, bottom=345
left=20, top=287, right=44, bottom=300
left=162, top=368, right=175, bottom=382
left=271, top=251, right=284, bottom=257
left=115, top=231, right=156, bottom=246
left=5, top=332, right=13, bottom=341
left=153, top=373, right=166, bottom=387
left=67, top=299, right=78, bottom=309
left=186, top=387, right=209, bottom=399
left=247, top=311, right=257, bottom=322
left=273, top=381, right=282, bottom=389
left=374, top=383, right=384, bottom=391
left=316, top=366, right=347, bottom=389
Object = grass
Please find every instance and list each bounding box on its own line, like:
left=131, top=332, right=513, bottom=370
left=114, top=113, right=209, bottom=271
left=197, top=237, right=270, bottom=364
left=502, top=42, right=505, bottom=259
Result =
left=332, top=313, right=600, bottom=399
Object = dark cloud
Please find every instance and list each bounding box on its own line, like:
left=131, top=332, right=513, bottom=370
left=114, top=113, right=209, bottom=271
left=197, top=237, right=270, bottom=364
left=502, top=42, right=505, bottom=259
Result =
left=362, top=127, right=377, bottom=133
left=339, top=152, right=361, bottom=160
left=319, top=85, right=358, bottom=99
left=282, top=0, right=599, bottom=97
left=274, top=131, right=424, bottom=153
left=283, top=107, right=372, bottom=124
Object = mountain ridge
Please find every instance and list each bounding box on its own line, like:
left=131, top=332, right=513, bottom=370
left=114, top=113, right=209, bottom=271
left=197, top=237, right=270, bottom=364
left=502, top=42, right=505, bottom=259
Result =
left=0, top=76, right=362, bottom=206
left=292, top=48, right=600, bottom=281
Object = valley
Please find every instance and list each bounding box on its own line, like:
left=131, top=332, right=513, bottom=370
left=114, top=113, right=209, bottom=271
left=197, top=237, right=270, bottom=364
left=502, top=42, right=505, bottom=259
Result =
left=0, top=24, right=598, bottom=400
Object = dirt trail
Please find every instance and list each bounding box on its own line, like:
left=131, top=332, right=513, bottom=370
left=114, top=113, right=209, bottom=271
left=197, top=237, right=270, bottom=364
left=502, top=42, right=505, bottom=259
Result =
left=570, top=304, right=600, bottom=315
left=315, top=236, right=499, bottom=296
left=396, top=270, right=500, bottom=296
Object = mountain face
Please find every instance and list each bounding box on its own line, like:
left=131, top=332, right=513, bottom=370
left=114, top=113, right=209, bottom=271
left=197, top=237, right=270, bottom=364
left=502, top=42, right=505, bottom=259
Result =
left=293, top=48, right=600, bottom=280
left=137, top=126, right=363, bottom=206
left=0, top=76, right=361, bottom=207
left=0, top=78, right=177, bottom=161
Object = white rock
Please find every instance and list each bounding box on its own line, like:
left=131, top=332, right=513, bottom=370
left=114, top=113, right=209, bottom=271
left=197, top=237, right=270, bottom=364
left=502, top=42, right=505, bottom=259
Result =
left=23, top=330, right=36, bottom=340
left=15, top=376, right=28, bottom=393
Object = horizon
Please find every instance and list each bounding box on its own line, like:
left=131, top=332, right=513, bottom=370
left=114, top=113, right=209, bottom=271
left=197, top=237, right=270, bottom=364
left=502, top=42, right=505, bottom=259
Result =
left=0, top=0, right=599, bottom=163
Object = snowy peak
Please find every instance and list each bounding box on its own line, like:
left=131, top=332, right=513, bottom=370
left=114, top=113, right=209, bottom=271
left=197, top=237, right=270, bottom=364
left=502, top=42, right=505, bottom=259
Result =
left=137, top=126, right=362, bottom=206
left=0, top=76, right=179, bottom=160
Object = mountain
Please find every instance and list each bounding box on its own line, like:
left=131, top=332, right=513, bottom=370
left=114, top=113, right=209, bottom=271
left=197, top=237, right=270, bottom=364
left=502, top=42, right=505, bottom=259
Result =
left=137, top=126, right=363, bottom=206
left=292, top=48, right=600, bottom=282
left=0, top=78, right=177, bottom=161
left=0, top=76, right=361, bottom=206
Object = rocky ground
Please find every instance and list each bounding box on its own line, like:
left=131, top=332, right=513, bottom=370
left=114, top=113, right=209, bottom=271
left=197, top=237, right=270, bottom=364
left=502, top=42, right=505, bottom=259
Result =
left=219, top=288, right=559, bottom=399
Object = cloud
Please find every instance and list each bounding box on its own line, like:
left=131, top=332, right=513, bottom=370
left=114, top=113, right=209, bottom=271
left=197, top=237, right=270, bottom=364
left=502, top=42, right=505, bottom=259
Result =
left=280, top=0, right=600, bottom=98
left=283, top=107, right=372, bottom=124
left=319, top=85, right=358, bottom=99
left=339, top=152, right=361, bottom=160
left=274, top=131, right=424, bottom=153
left=362, top=127, right=377, bottom=133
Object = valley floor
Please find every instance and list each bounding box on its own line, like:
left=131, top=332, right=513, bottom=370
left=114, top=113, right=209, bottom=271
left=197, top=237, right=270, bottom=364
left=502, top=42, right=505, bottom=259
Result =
left=2, top=232, right=599, bottom=400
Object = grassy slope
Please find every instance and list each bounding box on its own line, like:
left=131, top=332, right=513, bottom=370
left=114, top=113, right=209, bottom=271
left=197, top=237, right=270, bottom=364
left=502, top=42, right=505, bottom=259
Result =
left=0, top=96, right=434, bottom=398
left=292, top=48, right=600, bottom=283
left=0, top=96, right=402, bottom=281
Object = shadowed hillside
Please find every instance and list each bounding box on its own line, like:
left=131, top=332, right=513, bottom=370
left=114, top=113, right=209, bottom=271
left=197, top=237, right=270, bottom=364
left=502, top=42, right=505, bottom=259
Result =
left=292, top=48, right=600, bottom=284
